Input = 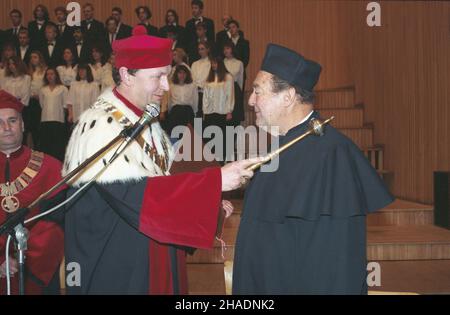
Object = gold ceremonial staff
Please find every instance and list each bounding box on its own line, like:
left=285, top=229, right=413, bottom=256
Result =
left=246, top=116, right=335, bottom=172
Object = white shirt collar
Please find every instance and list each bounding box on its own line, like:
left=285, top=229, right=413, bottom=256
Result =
left=298, top=110, right=314, bottom=125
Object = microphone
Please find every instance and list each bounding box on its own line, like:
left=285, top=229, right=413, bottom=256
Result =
left=122, top=103, right=160, bottom=141
left=110, top=103, right=160, bottom=164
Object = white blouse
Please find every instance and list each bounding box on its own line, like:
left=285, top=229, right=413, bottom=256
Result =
left=67, top=80, right=100, bottom=122
left=57, top=65, right=78, bottom=88
left=89, top=63, right=105, bottom=87
left=168, top=83, right=198, bottom=114
left=203, top=74, right=235, bottom=115
left=30, top=70, right=46, bottom=98
left=100, top=63, right=115, bottom=93
left=39, top=85, right=68, bottom=123
left=224, top=58, right=244, bottom=90
left=191, top=57, right=211, bottom=91
left=1, top=75, right=31, bottom=106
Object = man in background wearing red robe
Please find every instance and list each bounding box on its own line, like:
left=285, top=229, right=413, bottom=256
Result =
left=0, top=90, right=64, bottom=295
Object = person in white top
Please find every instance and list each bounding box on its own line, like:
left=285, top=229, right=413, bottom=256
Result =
left=202, top=56, right=234, bottom=162
left=1, top=56, right=31, bottom=105
left=223, top=41, right=245, bottom=125
left=191, top=41, right=211, bottom=117
left=67, top=64, right=99, bottom=123
left=0, top=43, right=17, bottom=87
left=57, top=48, right=78, bottom=88
left=38, top=68, right=68, bottom=160
left=89, top=46, right=106, bottom=87
left=164, top=65, right=198, bottom=135
left=170, top=48, right=191, bottom=80
left=27, top=51, right=47, bottom=147
left=100, top=53, right=115, bottom=93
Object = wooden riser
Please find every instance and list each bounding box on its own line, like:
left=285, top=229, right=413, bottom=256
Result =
left=187, top=260, right=450, bottom=295
left=318, top=108, right=364, bottom=128
left=367, top=225, right=450, bottom=260
left=368, top=209, right=433, bottom=226
left=188, top=225, right=450, bottom=263
left=315, top=88, right=356, bottom=109
left=340, top=128, right=374, bottom=148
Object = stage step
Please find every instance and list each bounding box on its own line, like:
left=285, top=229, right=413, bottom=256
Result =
left=187, top=260, right=450, bottom=295
left=318, top=108, right=364, bottom=128
left=368, top=199, right=433, bottom=226
left=187, top=264, right=226, bottom=295
left=315, top=87, right=356, bottom=109
left=367, top=225, right=450, bottom=261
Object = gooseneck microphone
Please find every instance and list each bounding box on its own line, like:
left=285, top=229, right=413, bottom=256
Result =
left=111, top=103, right=161, bottom=163
left=121, top=103, right=161, bottom=141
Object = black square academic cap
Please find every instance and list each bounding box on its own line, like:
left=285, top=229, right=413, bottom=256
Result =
left=261, top=44, right=322, bottom=93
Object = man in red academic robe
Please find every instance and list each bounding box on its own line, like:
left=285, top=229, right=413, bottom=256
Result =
left=0, top=90, right=65, bottom=295
left=62, top=25, right=258, bottom=294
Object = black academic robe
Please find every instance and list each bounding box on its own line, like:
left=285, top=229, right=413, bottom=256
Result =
left=233, top=111, right=394, bottom=295
left=64, top=167, right=222, bottom=295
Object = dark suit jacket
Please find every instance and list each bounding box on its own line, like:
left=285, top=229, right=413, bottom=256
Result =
left=39, top=39, right=65, bottom=67
left=116, top=23, right=132, bottom=39
left=16, top=45, right=33, bottom=66
left=81, top=19, right=106, bottom=46
left=233, top=37, right=250, bottom=68
left=28, top=20, right=56, bottom=48
left=216, top=29, right=244, bottom=54
left=139, top=23, right=159, bottom=37
left=187, top=39, right=216, bottom=65
left=72, top=41, right=92, bottom=64
left=5, top=26, right=28, bottom=46
left=159, top=24, right=187, bottom=50
left=185, top=16, right=215, bottom=44
left=57, top=24, right=76, bottom=47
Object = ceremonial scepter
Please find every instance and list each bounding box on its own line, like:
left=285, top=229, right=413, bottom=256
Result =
left=216, top=116, right=335, bottom=243
left=245, top=116, right=335, bottom=172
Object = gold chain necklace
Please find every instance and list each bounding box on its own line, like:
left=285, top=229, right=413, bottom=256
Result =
left=1, top=150, right=44, bottom=213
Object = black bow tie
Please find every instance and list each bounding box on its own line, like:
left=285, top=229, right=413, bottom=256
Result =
left=76, top=41, right=82, bottom=45
left=48, top=42, right=54, bottom=46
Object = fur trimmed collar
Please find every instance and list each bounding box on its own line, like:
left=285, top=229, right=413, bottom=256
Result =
left=63, top=88, right=174, bottom=186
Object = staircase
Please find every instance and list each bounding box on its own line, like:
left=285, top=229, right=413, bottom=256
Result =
left=186, top=87, right=450, bottom=295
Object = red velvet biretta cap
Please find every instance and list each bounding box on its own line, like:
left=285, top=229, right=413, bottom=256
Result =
left=0, top=90, right=24, bottom=113
left=113, top=25, right=173, bottom=69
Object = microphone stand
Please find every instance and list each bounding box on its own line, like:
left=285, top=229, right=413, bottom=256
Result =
left=0, top=104, right=160, bottom=295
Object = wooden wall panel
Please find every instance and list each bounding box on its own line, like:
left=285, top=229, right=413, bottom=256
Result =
left=352, top=1, right=450, bottom=204
left=1, top=1, right=449, bottom=204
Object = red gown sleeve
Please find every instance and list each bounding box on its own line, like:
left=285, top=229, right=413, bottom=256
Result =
left=139, top=167, right=222, bottom=249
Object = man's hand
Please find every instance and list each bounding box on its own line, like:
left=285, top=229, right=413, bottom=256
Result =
left=221, top=200, right=234, bottom=218
left=0, top=257, right=18, bottom=278
left=221, top=157, right=263, bottom=191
